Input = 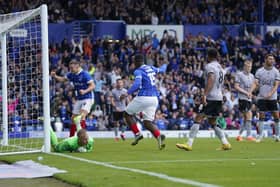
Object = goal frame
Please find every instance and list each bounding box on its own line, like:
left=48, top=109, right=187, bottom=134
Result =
left=0, top=4, right=50, bottom=155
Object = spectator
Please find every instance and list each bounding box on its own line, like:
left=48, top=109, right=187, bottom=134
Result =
left=83, top=36, right=93, bottom=59
left=151, top=12, right=159, bottom=25
left=1, top=0, right=279, bottom=24
left=4, top=1, right=280, bottom=134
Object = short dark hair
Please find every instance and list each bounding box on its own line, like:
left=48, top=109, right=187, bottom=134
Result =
left=265, top=53, right=274, bottom=59
left=134, top=54, right=144, bottom=63
left=207, top=48, right=218, bottom=59
left=69, top=59, right=80, bottom=65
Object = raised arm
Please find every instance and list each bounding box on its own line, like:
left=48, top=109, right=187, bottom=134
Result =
left=152, top=62, right=167, bottom=74
left=158, top=64, right=167, bottom=73
left=51, top=71, right=68, bottom=82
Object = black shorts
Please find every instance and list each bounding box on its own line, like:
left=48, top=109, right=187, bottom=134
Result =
left=203, top=100, right=222, bottom=117
left=257, top=100, right=278, bottom=112
left=239, top=99, right=252, bottom=113
left=193, top=104, right=203, bottom=113
left=112, top=111, right=125, bottom=121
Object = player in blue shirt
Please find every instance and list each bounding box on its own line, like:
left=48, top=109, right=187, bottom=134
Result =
left=121, top=54, right=167, bottom=150
left=51, top=60, right=95, bottom=137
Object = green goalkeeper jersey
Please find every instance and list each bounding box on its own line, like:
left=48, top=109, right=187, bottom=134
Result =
left=50, top=128, right=94, bottom=152
left=54, top=136, right=94, bottom=153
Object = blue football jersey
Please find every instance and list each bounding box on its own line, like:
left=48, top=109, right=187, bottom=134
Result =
left=66, top=70, right=94, bottom=100
left=128, top=64, right=167, bottom=96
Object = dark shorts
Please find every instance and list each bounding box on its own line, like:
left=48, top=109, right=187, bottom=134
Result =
left=239, top=99, right=252, bottom=113
left=112, top=111, right=125, bottom=121
left=193, top=105, right=199, bottom=113
left=203, top=100, right=223, bottom=117
left=257, top=100, right=278, bottom=112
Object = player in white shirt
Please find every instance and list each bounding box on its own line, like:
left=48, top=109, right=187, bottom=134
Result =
left=255, top=54, right=280, bottom=142
left=235, top=59, right=257, bottom=141
left=111, top=79, right=128, bottom=141
left=176, top=48, right=231, bottom=151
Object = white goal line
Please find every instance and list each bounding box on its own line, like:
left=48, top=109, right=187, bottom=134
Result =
left=50, top=152, right=221, bottom=187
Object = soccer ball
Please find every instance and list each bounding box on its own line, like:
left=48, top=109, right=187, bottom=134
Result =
left=77, top=146, right=87, bottom=153
left=37, top=156, right=43, bottom=161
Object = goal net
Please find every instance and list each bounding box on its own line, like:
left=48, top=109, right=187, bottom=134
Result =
left=0, top=5, right=50, bottom=155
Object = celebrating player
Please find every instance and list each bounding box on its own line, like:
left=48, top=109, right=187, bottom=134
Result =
left=51, top=60, right=95, bottom=137
left=235, top=59, right=257, bottom=141
left=176, top=48, right=231, bottom=151
left=50, top=126, right=94, bottom=152
left=121, top=54, right=167, bottom=150
left=255, top=54, right=280, bottom=142
left=111, top=78, right=128, bottom=141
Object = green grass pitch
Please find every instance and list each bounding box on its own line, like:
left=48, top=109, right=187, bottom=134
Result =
left=1, top=138, right=280, bottom=187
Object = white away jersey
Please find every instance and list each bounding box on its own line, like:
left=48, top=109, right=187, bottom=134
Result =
left=235, top=71, right=255, bottom=101
left=112, top=88, right=127, bottom=112
left=255, top=67, right=280, bottom=100
left=204, top=61, right=224, bottom=101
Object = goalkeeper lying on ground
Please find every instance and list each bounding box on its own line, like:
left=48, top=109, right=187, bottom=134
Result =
left=50, top=126, right=94, bottom=152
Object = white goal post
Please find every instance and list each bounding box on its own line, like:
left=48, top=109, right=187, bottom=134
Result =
left=0, top=5, right=50, bottom=155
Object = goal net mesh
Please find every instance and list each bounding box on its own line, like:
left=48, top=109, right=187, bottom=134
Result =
left=0, top=7, right=46, bottom=154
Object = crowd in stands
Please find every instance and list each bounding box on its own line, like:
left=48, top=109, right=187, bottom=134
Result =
left=1, top=0, right=279, bottom=132
left=0, top=0, right=280, bottom=24
left=3, top=38, right=44, bottom=132
left=48, top=27, right=279, bottom=131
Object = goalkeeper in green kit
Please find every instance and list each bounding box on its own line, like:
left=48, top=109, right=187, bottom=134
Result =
left=50, top=126, right=94, bottom=152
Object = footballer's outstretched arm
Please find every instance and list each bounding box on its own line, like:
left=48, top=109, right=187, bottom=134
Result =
left=152, top=63, right=167, bottom=73
left=157, top=64, right=168, bottom=73
left=51, top=71, right=68, bottom=82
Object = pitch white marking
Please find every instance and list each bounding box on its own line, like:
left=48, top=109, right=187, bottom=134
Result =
left=50, top=152, right=221, bottom=187
left=106, top=157, right=280, bottom=164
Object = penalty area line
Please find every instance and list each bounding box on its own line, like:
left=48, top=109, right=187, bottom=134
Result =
left=49, top=152, right=221, bottom=187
